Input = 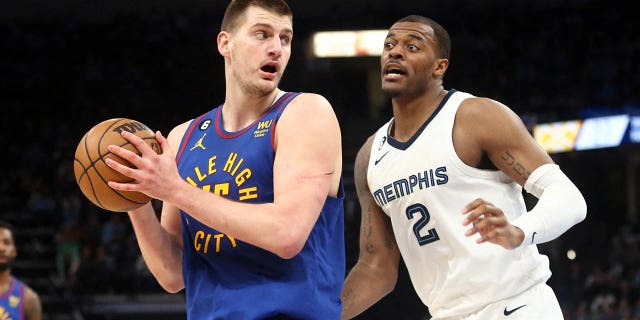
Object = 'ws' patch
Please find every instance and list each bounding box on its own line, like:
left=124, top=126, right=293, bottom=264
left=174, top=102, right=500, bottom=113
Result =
left=254, top=119, right=273, bottom=138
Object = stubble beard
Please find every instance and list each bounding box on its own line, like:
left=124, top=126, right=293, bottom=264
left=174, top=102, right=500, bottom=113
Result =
left=382, top=88, right=401, bottom=99
left=0, top=261, right=12, bottom=272
left=235, top=70, right=277, bottom=97
left=230, top=53, right=281, bottom=98
left=242, top=81, right=275, bottom=97
left=382, top=83, right=402, bottom=99
left=382, top=77, right=429, bottom=100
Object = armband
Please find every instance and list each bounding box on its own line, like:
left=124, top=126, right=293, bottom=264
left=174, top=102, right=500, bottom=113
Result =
left=511, top=164, right=587, bottom=247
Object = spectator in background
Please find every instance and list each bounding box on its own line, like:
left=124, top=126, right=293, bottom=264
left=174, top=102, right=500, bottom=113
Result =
left=54, top=216, right=83, bottom=285
left=0, top=220, right=42, bottom=320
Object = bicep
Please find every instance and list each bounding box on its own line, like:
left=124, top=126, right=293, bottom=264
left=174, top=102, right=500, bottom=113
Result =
left=465, top=99, right=553, bottom=186
left=24, top=287, right=42, bottom=320
left=272, top=94, right=342, bottom=220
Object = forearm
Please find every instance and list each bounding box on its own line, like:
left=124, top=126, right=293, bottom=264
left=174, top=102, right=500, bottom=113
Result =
left=341, top=263, right=396, bottom=319
left=512, top=164, right=587, bottom=246
left=169, top=176, right=328, bottom=259
left=128, top=203, right=184, bottom=292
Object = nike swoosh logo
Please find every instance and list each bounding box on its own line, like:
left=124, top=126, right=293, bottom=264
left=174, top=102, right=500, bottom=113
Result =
left=531, top=232, right=537, bottom=244
left=374, top=151, right=390, bottom=165
left=503, top=304, right=526, bottom=316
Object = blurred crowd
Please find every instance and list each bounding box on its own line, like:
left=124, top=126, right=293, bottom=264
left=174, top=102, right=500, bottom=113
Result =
left=1, top=1, right=639, bottom=319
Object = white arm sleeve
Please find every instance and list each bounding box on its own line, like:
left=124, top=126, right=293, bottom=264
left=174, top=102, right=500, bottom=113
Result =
left=511, top=163, right=587, bottom=247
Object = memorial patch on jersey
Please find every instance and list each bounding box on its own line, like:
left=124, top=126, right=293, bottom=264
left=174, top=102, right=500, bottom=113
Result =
left=373, top=166, right=448, bottom=206
left=198, top=119, right=213, bottom=131
left=8, top=296, right=19, bottom=308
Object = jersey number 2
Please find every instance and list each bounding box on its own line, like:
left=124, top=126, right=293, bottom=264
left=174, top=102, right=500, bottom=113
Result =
left=406, top=203, right=439, bottom=245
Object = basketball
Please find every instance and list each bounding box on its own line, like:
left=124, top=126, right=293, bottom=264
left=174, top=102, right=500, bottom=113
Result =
left=73, top=118, right=162, bottom=212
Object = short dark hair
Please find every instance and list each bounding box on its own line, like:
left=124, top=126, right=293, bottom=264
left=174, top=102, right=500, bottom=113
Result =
left=0, top=220, right=14, bottom=237
left=395, top=15, right=451, bottom=59
left=221, top=0, right=293, bottom=32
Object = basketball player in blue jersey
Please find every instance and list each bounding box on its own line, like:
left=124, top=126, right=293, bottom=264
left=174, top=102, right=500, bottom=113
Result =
left=0, top=221, right=42, bottom=320
left=104, top=0, right=345, bottom=319
left=341, top=15, right=586, bottom=320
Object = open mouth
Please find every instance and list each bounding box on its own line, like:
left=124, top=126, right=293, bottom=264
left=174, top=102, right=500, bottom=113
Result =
left=261, top=65, right=277, bottom=73
left=384, top=64, right=406, bottom=76
left=383, top=62, right=407, bottom=79
left=260, top=61, right=279, bottom=77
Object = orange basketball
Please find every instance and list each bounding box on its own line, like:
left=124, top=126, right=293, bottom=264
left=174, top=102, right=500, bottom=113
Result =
left=73, top=118, right=162, bottom=212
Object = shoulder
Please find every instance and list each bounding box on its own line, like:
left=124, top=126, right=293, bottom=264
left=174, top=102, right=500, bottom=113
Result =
left=287, top=92, right=334, bottom=113
left=354, top=135, right=375, bottom=176
left=166, top=120, right=193, bottom=153
left=22, top=284, right=42, bottom=319
left=457, top=96, right=514, bottom=120
left=279, top=92, right=338, bottom=128
left=23, top=284, right=40, bottom=302
left=456, top=97, right=525, bottom=133
left=357, top=135, right=376, bottom=161
left=168, top=120, right=191, bottom=141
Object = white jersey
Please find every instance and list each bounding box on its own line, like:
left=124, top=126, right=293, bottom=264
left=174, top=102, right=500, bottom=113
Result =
left=367, top=90, right=552, bottom=319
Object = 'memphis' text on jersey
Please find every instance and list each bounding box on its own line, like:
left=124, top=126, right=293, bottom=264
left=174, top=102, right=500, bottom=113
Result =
left=373, top=166, right=448, bottom=206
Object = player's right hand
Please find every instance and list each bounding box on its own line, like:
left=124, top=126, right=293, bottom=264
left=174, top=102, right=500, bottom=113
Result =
left=461, top=198, right=525, bottom=250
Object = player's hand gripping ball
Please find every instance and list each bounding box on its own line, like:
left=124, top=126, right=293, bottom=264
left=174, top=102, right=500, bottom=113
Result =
left=73, top=118, right=162, bottom=212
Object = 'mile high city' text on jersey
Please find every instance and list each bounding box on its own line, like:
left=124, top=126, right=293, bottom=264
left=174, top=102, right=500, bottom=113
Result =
left=0, top=277, right=24, bottom=320
left=367, top=90, right=551, bottom=319
left=176, top=92, right=345, bottom=319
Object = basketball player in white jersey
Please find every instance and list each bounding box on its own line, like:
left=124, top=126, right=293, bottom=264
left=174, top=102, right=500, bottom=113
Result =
left=341, top=15, right=587, bottom=320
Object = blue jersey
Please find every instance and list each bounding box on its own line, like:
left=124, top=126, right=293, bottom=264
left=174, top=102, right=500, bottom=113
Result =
left=0, top=277, right=25, bottom=320
left=175, top=92, right=345, bottom=319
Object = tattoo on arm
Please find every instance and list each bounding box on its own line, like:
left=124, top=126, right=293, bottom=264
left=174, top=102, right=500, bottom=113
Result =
left=361, top=202, right=396, bottom=254
left=384, top=222, right=396, bottom=249
left=341, top=286, right=354, bottom=309
left=384, top=237, right=396, bottom=249
left=362, top=205, right=374, bottom=254
left=500, top=150, right=531, bottom=181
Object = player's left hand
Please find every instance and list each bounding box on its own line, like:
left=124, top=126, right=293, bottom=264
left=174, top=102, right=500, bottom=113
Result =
left=461, top=198, right=525, bottom=249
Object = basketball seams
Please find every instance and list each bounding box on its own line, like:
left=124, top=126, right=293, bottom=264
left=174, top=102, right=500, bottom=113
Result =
left=74, top=118, right=158, bottom=212
left=93, top=119, right=151, bottom=209
left=93, top=118, right=128, bottom=210
left=77, top=132, right=106, bottom=209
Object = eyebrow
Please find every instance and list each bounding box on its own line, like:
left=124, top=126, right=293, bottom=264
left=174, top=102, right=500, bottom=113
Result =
left=252, top=22, right=293, bottom=35
left=386, top=31, right=427, bottom=43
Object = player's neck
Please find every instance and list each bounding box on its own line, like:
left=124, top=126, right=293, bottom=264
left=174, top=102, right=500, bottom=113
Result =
left=390, top=87, right=445, bottom=142
left=222, top=89, right=282, bottom=132
left=0, top=271, right=10, bottom=292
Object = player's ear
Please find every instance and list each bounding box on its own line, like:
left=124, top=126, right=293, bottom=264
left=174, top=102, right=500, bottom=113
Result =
left=217, top=31, right=231, bottom=57
left=433, top=58, right=449, bottom=77
left=10, top=237, right=17, bottom=259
